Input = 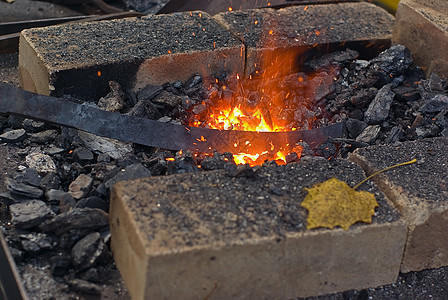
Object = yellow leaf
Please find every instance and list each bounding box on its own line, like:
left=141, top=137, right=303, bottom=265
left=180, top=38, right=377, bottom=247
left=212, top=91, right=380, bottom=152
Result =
left=301, top=178, right=378, bottom=230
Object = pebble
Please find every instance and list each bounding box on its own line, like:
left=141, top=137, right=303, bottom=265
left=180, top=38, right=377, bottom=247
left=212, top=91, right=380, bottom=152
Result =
left=0, top=128, right=27, bottom=142
left=25, top=152, right=56, bottom=174
left=9, top=200, right=54, bottom=229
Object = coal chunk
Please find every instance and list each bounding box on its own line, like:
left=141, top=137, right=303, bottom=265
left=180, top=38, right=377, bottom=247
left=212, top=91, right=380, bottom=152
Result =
left=369, top=44, right=413, bottom=76
left=127, top=99, right=161, bottom=119
left=28, top=130, right=58, bottom=144
left=346, top=118, right=368, bottom=139
left=5, top=177, right=44, bottom=199
left=73, top=147, right=95, bottom=163
left=68, top=174, right=93, bottom=200
left=104, top=163, right=151, bottom=190
left=40, top=208, right=109, bottom=235
left=71, top=232, right=107, bottom=270
left=10, top=200, right=54, bottom=229
left=137, top=84, right=163, bottom=101
left=364, top=84, right=395, bottom=124
left=419, top=94, right=448, bottom=113
left=19, top=232, right=54, bottom=253
left=98, top=81, right=125, bottom=112
left=356, top=125, right=381, bottom=144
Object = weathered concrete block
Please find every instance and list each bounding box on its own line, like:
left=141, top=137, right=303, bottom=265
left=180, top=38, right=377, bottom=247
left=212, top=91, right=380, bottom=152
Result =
left=19, top=11, right=244, bottom=100
left=349, top=137, right=448, bottom=272
left=393, top=0, right=448, bottom=79
left=110, top=158, right=406, bottom=300
left=214, top=2, right=394, bottom=76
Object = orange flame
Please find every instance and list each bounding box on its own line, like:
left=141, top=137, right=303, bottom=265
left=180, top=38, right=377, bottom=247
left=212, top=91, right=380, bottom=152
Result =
left=187, top=19, right=337, bottom=166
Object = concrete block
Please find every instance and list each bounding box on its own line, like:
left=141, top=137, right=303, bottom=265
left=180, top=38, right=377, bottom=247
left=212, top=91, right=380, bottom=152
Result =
left=110, top=158, right=406, bottom=300
left=214, top=2, right=394, bottom=76
left=393, top=0, right=448, bottom=79
left=19, top=11, right=244, bottom=100
left=349, top=137, right=448, bottom=272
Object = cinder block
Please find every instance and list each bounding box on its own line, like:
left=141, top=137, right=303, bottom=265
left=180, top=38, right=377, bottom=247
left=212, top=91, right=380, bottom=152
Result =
left=393, top=0, right=448, bottom=79
left=19, top=12, right=245, bottom=100
left=349, top=137, right=448, bottom=272
left=110, top=158, right=406, bottom=300
left=214, top=2, right=394, bottom=76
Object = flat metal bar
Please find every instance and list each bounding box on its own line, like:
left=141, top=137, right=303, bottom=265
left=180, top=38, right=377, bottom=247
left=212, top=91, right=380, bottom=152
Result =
left=0, top=83, right=342, bottom=154
left=0, top=231, right=28, bottom=300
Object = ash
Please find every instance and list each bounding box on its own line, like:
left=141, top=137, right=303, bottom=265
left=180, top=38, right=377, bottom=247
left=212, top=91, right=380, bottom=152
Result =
left=1, top=44, right=448, bottom=299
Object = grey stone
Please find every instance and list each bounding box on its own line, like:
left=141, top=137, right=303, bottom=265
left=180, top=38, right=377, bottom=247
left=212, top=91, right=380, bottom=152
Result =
left=364, top=84, right=395, bottom=124
left=10, top=200, right=54, bottom=229
left=0, top=129, right=27, bottom=142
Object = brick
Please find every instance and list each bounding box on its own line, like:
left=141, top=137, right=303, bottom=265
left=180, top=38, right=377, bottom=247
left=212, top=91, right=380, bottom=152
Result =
left=349, top=137, right=448, bottom=272
left=18, top=11, right=244, bottom=100
left=110, top=158, right=406, bottom=300
left=393, top=0, right=448, bottom=79
left=214, top=2, right=394, bottom=76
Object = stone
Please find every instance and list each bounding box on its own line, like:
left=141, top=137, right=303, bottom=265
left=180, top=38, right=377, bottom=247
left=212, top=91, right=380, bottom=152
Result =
left=364, top=84, right=395, bottom=124
left=111, top=159, right=406, bottom=300
left=10, top=200, right=54, bottom=229
left=19, top=12, right=244, bottom=100
left=68, top=174, right=93, bottom=200
left=349, top=137, right=448, bottom=272
left=393, top=0, right=448, bottom=78
left=25, top=152, right=56, bottom=174
left=214, top=2, right=394, bottom=75
left=0, top=129, right=26, bottom=142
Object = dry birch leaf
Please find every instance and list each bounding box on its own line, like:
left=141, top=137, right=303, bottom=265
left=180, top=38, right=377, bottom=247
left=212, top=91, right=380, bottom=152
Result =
left=301, top=178, right=378, bottom=230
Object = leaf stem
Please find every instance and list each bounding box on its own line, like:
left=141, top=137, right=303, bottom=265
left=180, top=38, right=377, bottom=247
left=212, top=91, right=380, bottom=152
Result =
left=354, top=159, right=417, bottom=190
